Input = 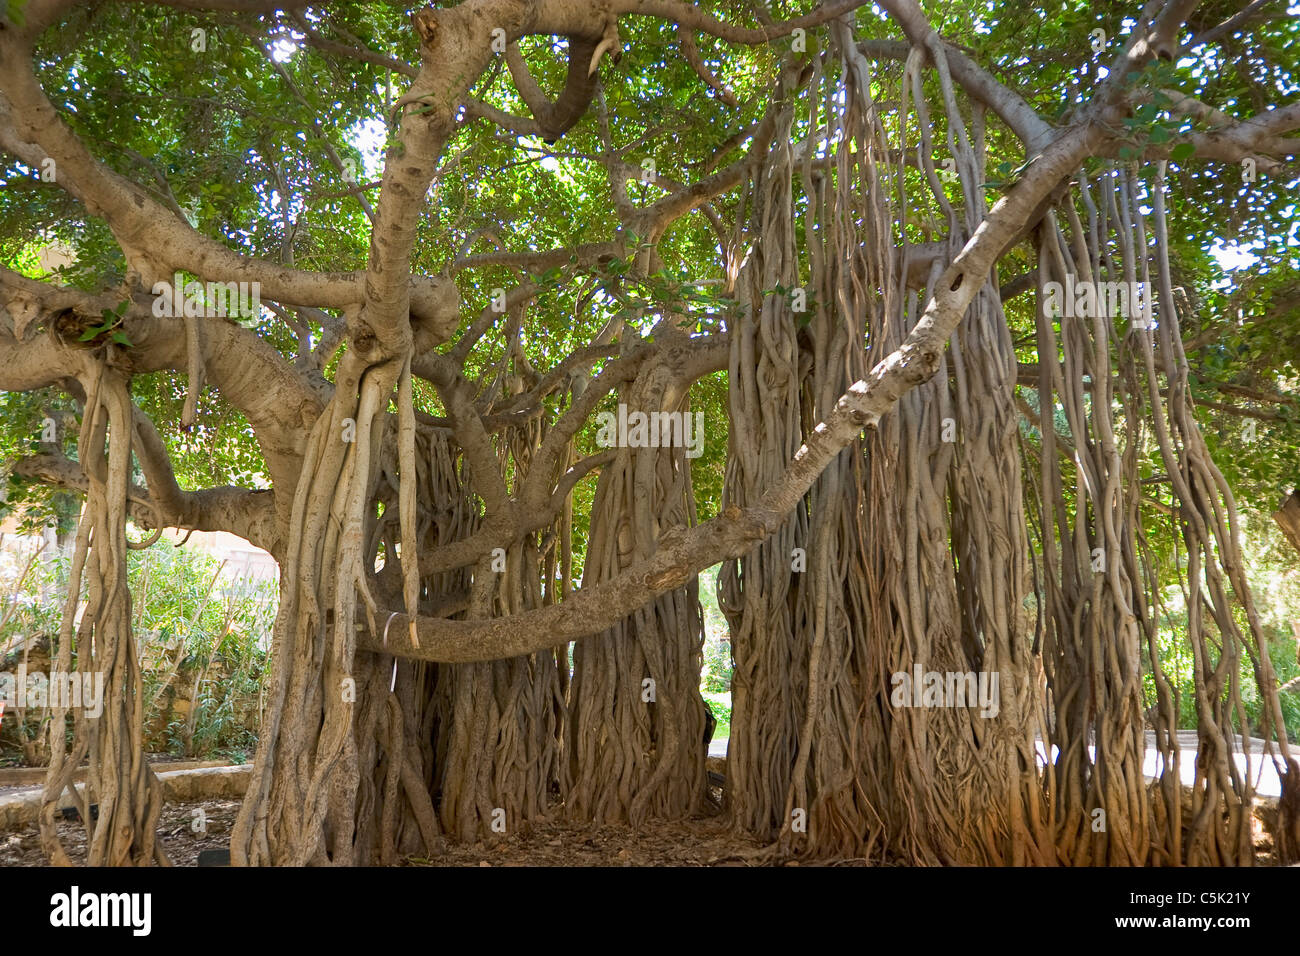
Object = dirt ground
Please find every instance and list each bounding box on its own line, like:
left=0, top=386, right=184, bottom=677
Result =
left=422, top=817, right=792, bottom=867
left=1, top=798, right=243, bottom=866
left=0, top=797, right=802, bottom=867
left=0, top=790, right=1282, bottom=867
left=2, top=768, right=807, bottom=866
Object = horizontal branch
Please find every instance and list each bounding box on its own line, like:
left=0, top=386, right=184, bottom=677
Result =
left=0, top=44, right=458, bottom=329
left=0, top=269, right=325, bottom=506
left=360, top=105, right=1104, bottom=663
left=13, top=452, right=279, bottom=553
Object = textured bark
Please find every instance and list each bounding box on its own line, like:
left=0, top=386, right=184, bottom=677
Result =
left=567, top=350, right=710, bottom=825
left=1, top=0, right=1296, bottom=868
left=39, top=358, right=167, bottom=867
left=1275, top=493, right=1300, bottom=558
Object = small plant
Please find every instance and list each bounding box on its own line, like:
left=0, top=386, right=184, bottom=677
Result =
left=0, top=535, right=274, bottom=766
left=702, top=691, right=731, bottom=741
left=701, top=637, right=732, bottom=694
left=76, top=299, right=132, bottom=347
left=698, top=564, right=732, bottom=693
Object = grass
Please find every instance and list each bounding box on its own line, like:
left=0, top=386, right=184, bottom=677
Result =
left=703, top=690, right=731, bottom=743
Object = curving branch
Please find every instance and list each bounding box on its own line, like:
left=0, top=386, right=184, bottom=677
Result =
left=675, top=25, right=739, bottom=107
left=0, top=269, right=325, bottom=512
left=504, top=35, right=605, bottom=144
left=359, top=89, right=1107, bottom=663
left=0, top=42, right=457, bottom=329
left=13, top=450, right=279, bottom=553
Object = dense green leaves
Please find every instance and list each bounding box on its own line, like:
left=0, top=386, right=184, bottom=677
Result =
left=0, top=0, right=1294, bottom=577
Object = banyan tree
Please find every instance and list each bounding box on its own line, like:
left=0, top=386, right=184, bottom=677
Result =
left=0, top=0, right=1297, bottom=866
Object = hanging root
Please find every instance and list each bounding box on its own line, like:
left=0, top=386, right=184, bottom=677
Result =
left=181, top=312, right=203, bottom=429
left=40, top=354, right=168, bottom=866
left=397, top=357, right=421, bottom=649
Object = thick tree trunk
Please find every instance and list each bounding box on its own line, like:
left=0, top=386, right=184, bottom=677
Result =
left=567, top=357, right=709, bottom=825
left=41, top=360, right=167, bottom=866
left=1274, top=492, right=1300, bottom=557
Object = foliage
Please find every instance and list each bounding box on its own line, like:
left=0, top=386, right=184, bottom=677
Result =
left=702, top=691, right=731, bottom=742
left=698, top=564, right=732, bottom=693
left=0, top=535, right=274, bottom=764
left=0, top=0, right=1295, bottom=864
left=134, top=539, right=274, bottom=760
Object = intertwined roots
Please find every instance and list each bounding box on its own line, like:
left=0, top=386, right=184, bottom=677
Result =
left=41, top=30, right=1297, bottom=868
left=41, top=358, right=166, bottom=867
left=719, top=29, right=1296, bottom=865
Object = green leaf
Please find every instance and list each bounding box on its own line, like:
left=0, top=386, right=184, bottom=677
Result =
left=1171, top=142, right=1195, bottom=163
left=78, top=322, right=111, bottom=341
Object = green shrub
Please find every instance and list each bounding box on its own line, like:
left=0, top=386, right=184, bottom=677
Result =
left=698, top=564, right=732, bottom=693
left=702, top=690, right=731, bottom=734
left=0, top=535, right=275, bottom=764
